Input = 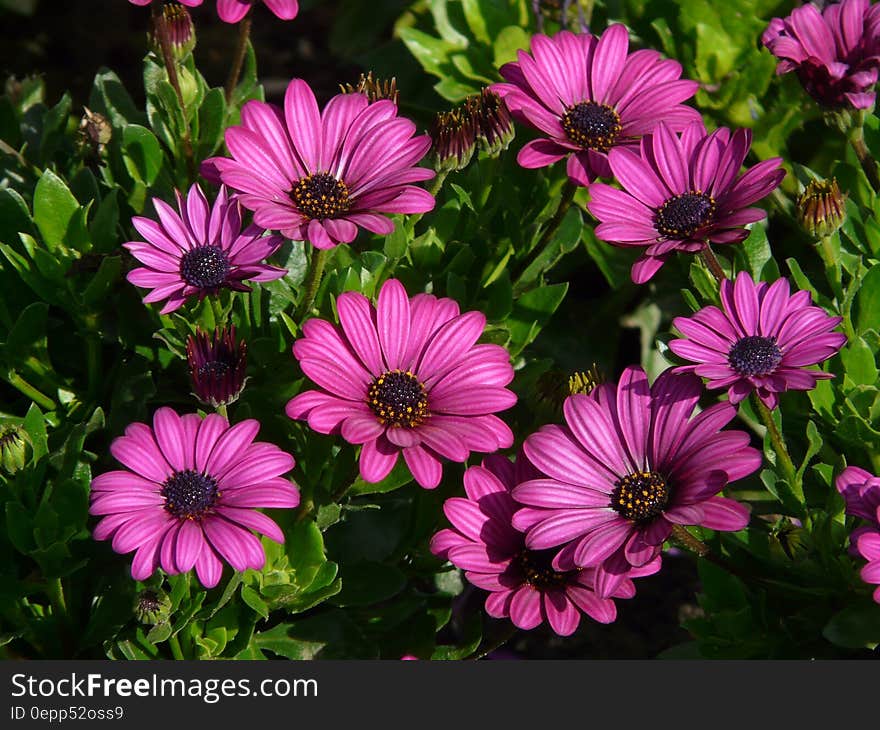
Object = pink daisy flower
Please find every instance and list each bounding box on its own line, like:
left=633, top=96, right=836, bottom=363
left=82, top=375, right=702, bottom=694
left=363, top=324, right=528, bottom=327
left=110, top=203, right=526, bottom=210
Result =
left=512, top=366, right=761, bottom=596
left=587, top=121, right=785, bottom=284
left=285, top=279, right=515, bottom=489
left=125, top=183, right=286, bottom=315
left=669, top=272, right=847, bottom=410
left=489, top=25, right=701, bottom=186
left=216, top=0, right=299, bottom=23
left=90, top=408, right=300, bottom=588
left=762, top=0, right=880, bottom=110
left=431, top=454, right=658, bottom=635
left=201, top=79, right=435, bottom=250
left=836, top=466, right=880, bottom=603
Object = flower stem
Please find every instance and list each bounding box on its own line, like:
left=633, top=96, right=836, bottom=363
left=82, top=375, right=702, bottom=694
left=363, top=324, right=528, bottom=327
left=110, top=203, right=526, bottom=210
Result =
left=6, top=372, right=55, bottom=411
left=152, top=4, right=195, bottom=180
left=848, top=124, right=880, bottom=193
left=225, top=18, right=252, bottom=104
left=512, top=179, right=577, bottom=288
left=46, top=577, right=67, bottom=619
left=670, top=525, right=750, bottom=580
left=753, top=394, right=801, bottom=499
left=168, top=633, right=185, bottom=660
left=817, top=235, right=843, bottom=302
left=700, top=245, right=727, bottom=283
left=294, top=248, right=328, bottom=323
left=405, top=169, right=450, bottom=238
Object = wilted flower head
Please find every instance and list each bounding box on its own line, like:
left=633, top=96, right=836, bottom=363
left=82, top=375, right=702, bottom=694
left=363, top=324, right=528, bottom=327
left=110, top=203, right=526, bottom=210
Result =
left=77, top=107, right=112, bottom=164
left=149, top=3, right=197, bottom=61
left=587, top=121, right=785, bottom=283
left=836, top=466, right=880, bottom=603
left=431, top=454, right=657, bottom=635
left=187, top=325, right=248, bottom=408
left=286, top=279, right=516, bottom=489
left=796, top=177, right=847, bottom=238
left=762, top=0, right=880, bottom=110
left=90, top=408, right=299, bottom=588
left=490, top=26, right=701, bottom=186
left=202, top=79, right=434, bottom=250
left=669, top=272, right=847, bottom=409
left=341, top=72, right=399, bottom=105
left=512, top=366, right=761, bottom=595
left=124, top=184, right=286, bottom=314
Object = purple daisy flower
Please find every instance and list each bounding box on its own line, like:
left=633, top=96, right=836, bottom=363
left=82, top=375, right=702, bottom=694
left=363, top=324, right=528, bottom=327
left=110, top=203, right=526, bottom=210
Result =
left=762, top=0, right=880, bottom=110
left=836, top=466, right=880, bottom=603
left=489, top=26, right=701, bottom=186
left=431, top=454, right=659, bottom=635
left=90, top=408, right=300, bottom=588
left=511, top=366, right=761, bottom=595
left=587, top=121, right=785, bottom=284
left=669, top=272, right=847, bottom=410
left=217, top=0, right=299, bottom=22
left=202, top=79, right=435, bottom=250
left=125, top=183, right=286, bottom=315
left=286, top=279, right=515, bottom=489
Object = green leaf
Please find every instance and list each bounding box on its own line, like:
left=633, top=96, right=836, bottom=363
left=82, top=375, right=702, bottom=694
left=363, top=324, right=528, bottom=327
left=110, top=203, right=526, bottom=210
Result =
left=507, top=282, right=568, bottom=354
left=383, top=220, right=408, bottom=260
left=331, top=561, right=406, bottom=608
left=0, top=188, right=35, bottom=247
left=196, top=88, right=226, bottom=158
left=89, top=190, right=120, bottom=253
left=22, top=401, right=48, bottom=463
left=823, top=604, right=880, bottom=649
left=240, top=585, right=269, bottom=619
left=855, top=263, right=880, bottom=334
left=350, top=458, right=414, bottom=495
left=82, top=256, right=122, bottom=309
left=32, top=170, right=80, bottom=251
left=122, top=125, right=163, bottom=185
left=840, top=337, right=878, bottom=387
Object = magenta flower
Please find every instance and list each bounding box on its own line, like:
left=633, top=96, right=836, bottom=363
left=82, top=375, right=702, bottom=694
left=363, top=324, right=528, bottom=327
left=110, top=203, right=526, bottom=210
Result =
left=129, top=0, right=203, bottom=6
left=125, top=184, right=286, bottom=314
left=669, top=272, right=846, bottom=410
left=286, top=279, right=515, bottom=489
left=431, top=454, right=658, bottom=635
left=512, top=366, right=761, bottom=595
left=90, top=408, right=300, bottom=588
left=587, top=121, right=785, bottom=284
left=836, top=466, right=880, bottom=603
left=202, top=79, right=434, bottom=250
left=217, top=0, right=299, bottom=22
left=489, top=26, right=701, bottom=186
left=762, top=0, right=880, bottom=110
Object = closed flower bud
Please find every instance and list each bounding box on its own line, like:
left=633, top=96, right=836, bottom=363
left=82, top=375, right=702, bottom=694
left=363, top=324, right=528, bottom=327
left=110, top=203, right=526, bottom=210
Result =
left=340, top=72, right=399, bottom=105
left=186, top=325, right=248, bottom=408
left=430, top=105, right=478, bottom=173
left=0, top=424, right=28, bottom=474
left=149, top=3, right=197, bottom=62
left=796, top=178, right=847, bottom=239
left=473, top=88, right=515, bottom=157
left=135, top=589, right=171, bottom=625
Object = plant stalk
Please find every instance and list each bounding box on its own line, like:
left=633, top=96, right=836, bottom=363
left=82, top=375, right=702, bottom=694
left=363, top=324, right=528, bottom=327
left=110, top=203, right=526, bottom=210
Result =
left=753, top=395, right=801, bottom=500
left=700, top=245, right=727, bottom=283
left=225, top=18, right=252, bottom=104
left=294, top=248, right=328, bottom=322
left=848, top=124, right=880, bottom=193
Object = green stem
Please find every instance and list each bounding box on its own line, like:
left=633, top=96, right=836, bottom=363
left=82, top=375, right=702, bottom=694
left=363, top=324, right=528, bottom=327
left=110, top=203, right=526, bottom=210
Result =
left=817, top=235, right=843, bottom=302
left=168, top=633, right=185, bottom=660
left=848, top=124, right=880, bottom=193
left=294, top=248, right=328, bottom=322
left=46, top=577, right=67, bottom=619
left=512, top=179, right=577, bottom=287
left=405, top=169, right=450, bottom=237
left=700, top=245, right=727, bottom=283
left=215, top=403, right=228, bottom=420
left=225, top=18, right=252, bottom=104
left=209, top=296, right=226, bottom=329
left=6, top=372, right=55, bottom=411
left=753, top=395, right=801, bottom=500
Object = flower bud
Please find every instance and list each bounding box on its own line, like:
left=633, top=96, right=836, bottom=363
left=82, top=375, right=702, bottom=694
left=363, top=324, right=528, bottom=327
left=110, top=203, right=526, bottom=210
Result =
left=430, top=105, right=478, bottom=173
left=186, top=325, right=248, bottom=408
left=796, top=178, right=847, bottom=239
left=341, top=72, right=399, bottom=105
left=76, top=107, right=112, bottom=163
left=568, top=365, right=604, bottom=396
left=473, top=89, right=515, bottom=157
left=149, top=3, right=197, bottom=62
left=0, top=424, right=28, bottom=474
left=135, top=589, right=172, bottom=625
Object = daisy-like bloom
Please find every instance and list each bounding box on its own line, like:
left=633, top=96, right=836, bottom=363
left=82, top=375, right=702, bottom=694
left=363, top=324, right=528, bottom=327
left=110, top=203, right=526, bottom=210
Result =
left=587, top=121, right=785, bottom=284
left=431, top=454, right=658, bottom=635
left=90, top=408, right=300, bottom=588
left=201, top=79, right=434, bottom=250
left=216, top=0, right=299, bottom=23
left=512, top=366, right=761, bottom=595
left=489, top=26, right=701, bottom=186
left=836, top=466, right=880, bottom=603
left=286, top=279, right=515, bottom=489
left=762, top=0, right=880, bottom=110
left=186, top=325, right=248, bottom=408
left=125, top=183, right=286, bottom=315
left=669, top=272, right=847, bottom=410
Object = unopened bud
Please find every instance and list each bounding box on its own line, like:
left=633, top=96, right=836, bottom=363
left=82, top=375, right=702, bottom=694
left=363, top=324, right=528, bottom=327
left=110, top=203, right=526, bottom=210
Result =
left=430, top=105, right=478, bottom=173
left=796, top=178, right=847, bottom=239
left=186, top=325, right=248, bottom=408
left=149, top=3, right=197, bottom=62
left=135, top=589, right=172, bottom=625
left=340, top=71, right=399, bottom=105
left=473, top=89, right=514, bottom=157
left=0, top=424, right=29, bottom=474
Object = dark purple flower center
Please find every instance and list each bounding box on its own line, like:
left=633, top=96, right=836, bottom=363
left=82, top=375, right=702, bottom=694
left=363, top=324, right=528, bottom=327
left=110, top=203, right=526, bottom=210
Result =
left=728, top=335, right=783, bottom=377
left=161, top=469, right=219, bottom=520
left=292, top=172, right=351, bottom=220
left=137, top=590, right=162, bottom=613
left=611, top=471, right=669, bottom=523
left=179, top=245, right=231, bottom=289
left=655, top=192, right=716, bottom=238
left=197, top=360, right=231, bottom=379
left=561, top=101, right=621, bottom=152
left=367, top=370, right=428, bottom=428
left=515, top=548, right=576, bottom=591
